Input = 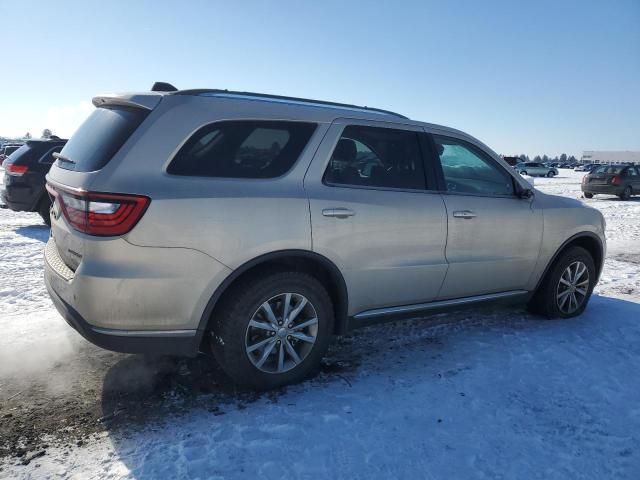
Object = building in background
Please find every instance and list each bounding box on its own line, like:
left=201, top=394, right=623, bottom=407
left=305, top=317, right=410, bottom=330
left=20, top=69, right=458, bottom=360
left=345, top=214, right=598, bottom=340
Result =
left=580, top=151, right=640, bottom=165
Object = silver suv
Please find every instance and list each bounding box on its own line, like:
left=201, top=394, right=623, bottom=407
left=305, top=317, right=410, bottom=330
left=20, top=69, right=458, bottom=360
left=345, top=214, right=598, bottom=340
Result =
left=44, top=83, right=606, bottom=389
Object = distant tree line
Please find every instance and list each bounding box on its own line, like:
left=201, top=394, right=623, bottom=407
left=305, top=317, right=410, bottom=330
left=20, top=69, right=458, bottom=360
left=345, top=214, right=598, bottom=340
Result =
left=513, top=153, right=578, bottom=164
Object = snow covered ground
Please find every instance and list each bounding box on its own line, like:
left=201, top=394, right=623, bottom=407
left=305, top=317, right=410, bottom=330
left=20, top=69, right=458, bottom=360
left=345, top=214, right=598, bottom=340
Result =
left=1, top=169, right=639, bottom=479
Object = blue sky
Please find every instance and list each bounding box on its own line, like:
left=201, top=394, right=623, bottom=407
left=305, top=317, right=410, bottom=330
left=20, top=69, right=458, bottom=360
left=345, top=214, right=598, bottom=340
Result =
left=1, top=0, right=638, bottom=156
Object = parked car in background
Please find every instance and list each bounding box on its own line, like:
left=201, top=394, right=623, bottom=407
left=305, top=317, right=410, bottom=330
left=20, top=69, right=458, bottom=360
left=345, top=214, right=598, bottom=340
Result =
left=582, top=164, right=640, bottom=200
left=0, top=144, right=23, bottom=165
left=515, top=162, right=558, bottom=177
left=575, top=164, right=592, bottom=172
left=1, top=138, right=67, bottom=224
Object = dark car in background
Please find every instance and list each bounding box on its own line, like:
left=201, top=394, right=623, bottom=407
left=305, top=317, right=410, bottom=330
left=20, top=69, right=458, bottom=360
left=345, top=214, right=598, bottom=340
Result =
left=582, top=164, right=640, bottom=200
left=1, top=138, right=67, bottom=224
left=0, top=144, right=23, bottom=165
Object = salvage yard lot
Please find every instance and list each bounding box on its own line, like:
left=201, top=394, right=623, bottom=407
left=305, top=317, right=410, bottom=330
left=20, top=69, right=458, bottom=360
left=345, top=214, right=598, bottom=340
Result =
left=1, top=170, right=639, bottom=479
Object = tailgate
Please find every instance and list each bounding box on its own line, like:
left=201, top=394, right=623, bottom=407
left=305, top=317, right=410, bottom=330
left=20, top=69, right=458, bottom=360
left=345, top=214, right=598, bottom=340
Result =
left=46, top=96, right=157, bottom=272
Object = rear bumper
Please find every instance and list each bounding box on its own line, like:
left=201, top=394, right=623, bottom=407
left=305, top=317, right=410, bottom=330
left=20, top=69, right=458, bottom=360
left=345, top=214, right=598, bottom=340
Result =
left=1, top=180, right=41, bottom=211
left=43, top=235, right=231, bottom=356
left=45, top=277, right=201, bottom=355
left=581, top=185, right=624, bottom=195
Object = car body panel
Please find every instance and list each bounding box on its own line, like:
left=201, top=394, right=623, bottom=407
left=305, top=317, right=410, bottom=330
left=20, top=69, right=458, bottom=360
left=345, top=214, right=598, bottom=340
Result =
left=305, top=119, right=449, bottom=315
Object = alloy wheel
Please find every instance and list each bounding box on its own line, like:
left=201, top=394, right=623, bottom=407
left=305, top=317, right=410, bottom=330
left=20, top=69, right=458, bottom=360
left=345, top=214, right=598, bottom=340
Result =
left=245, top=293, right=318, bottom=374
left=556, top=261, right=590, bottom=314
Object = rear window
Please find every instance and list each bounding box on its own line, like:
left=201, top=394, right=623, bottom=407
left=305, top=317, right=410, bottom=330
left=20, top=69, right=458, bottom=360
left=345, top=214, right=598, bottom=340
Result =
left=55, top=106, right=148, bottom=172
left=4, top=146, right=21, bottom=156
left=4, top=143, right=48, bottom=165
left=592, top=165, right=624, bottom=174
left=167, top=121, right=316, bottom=178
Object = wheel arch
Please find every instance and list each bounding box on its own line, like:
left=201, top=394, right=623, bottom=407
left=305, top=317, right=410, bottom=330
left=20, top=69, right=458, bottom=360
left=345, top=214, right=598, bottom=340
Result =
left=195, top=250, right=349, bottom=351
left=535, top=232, right=604, bottom=292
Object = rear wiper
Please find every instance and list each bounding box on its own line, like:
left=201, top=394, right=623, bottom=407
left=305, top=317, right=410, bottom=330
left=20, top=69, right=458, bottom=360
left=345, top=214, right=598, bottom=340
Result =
left=52, top=152, right=76, bottom=164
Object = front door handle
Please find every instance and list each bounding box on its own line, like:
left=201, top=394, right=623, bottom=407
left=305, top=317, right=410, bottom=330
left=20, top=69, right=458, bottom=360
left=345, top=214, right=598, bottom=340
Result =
left=322, top=208, right=355, bottom=219
left=452, top=210, right=477, bottom=219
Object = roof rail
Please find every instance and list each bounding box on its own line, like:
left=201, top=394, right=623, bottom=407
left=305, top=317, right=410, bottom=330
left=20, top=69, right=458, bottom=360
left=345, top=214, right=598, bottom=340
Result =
left=173, top=89, right=408, bottom=119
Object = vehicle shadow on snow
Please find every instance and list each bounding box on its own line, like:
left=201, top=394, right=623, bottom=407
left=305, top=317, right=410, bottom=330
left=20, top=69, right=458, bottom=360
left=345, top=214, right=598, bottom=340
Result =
left=97, top=295, right=640, bottom=474
left=15, top=224, right=49, bottom=242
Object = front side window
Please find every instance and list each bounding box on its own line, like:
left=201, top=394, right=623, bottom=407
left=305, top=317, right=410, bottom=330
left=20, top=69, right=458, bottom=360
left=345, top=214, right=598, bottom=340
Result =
left=168, top=121, right=316, bottom=178
left=324, top=125, right=426, bottom=190
left=433, top=136, right=514, bottom=196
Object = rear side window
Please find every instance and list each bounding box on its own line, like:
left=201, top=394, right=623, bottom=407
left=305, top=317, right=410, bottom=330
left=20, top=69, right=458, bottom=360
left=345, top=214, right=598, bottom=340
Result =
left=167, top=121, right=317, bottom=178
left=56, top=106, right=148, bottom=172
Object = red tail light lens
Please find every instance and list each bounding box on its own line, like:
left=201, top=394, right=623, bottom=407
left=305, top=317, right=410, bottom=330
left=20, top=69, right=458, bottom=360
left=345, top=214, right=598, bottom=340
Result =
left=611, top=175, right=622, bottom=186
left=6, top=164, right=29, bottom=176
left=46, top=183, right=150, bottom=236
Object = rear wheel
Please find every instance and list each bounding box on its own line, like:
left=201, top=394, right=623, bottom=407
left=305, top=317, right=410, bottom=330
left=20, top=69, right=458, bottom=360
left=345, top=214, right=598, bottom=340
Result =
left=210, top=271, right=334, bottom=390
left=520, top=170, right=528, bottom=176
left=37, top=197, right=52, bottom=226
left=528, top=246, right=595, bottom=318
left=583, top=192, right=593, bottom=199
left=547, top=171, right=555, bottom=177
left=619, top=186, right=632, bottom=201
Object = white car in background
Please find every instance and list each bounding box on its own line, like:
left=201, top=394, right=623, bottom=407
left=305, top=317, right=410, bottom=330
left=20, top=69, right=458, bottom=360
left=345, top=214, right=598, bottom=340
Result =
left=515, top=162, right=558, bottom=177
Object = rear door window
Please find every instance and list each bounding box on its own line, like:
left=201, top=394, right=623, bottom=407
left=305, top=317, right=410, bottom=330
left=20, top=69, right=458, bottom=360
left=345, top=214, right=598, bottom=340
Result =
left=55, top=106, right=149, bottom=172
left=323, top=125, right=426, bottom=190
left=167, top=121, right=316, bottom=178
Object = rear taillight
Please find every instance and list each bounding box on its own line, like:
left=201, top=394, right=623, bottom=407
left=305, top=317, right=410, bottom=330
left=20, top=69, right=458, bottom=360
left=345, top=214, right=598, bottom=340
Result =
left=46, top=183, right=150, bottom=236
left=611, top=175, right=622, bottom=186
left=6, top=164, right=29, bottom=176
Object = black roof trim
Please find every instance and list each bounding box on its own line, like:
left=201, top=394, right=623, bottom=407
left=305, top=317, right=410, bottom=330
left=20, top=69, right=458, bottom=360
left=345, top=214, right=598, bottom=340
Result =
left=173, top=89, right=408, bottom=119
left=151, top=82, right=178, bottom=92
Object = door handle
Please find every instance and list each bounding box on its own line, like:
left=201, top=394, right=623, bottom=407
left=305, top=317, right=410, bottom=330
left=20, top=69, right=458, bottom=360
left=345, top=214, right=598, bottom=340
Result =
left=452, top=210, right=477, bottom=219
left=322, top=208, right=355, bottom=219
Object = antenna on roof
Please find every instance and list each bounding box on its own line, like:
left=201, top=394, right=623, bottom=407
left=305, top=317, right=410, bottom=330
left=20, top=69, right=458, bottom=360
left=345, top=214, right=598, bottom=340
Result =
left=151, top=82, right=178, bottom=92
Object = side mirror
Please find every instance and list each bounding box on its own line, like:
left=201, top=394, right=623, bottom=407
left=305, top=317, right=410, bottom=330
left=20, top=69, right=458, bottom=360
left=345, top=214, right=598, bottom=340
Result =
left=518, top=187, right=534, bottom=199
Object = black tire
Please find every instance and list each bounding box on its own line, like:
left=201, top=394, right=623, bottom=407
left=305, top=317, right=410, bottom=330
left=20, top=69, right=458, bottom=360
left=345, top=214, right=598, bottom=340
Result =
left=619, top=186, right=632, bottom=201
left=547, top=171, right=555, bottom=177
left=520, top=170, right=528, bottom=176
left=528, top=246, right=596, bottom=319
left=210, top=271, right=334, bottom=390
left=583, top=192, right=593, bottom=199
left=37, top=197, right=52, bottom=226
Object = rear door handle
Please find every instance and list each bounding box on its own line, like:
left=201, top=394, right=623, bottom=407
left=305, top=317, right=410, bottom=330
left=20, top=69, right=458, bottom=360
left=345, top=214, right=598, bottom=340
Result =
left=452, top=210, right=477, bottom=219
left=322, top=208, right=355, bottom=219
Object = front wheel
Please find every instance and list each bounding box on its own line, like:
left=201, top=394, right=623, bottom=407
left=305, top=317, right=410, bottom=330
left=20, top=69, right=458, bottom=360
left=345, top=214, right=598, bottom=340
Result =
left=583, top=192, right=593, bottom=199
left=520, top=170, right=528, bottom=176
left=528, top=246, right=596, bottom=318
left=547, top=171, right=555, bottom=177
left=211, top=271, right=334, bottom=390
left=619, top=186, right=632, bottom=201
